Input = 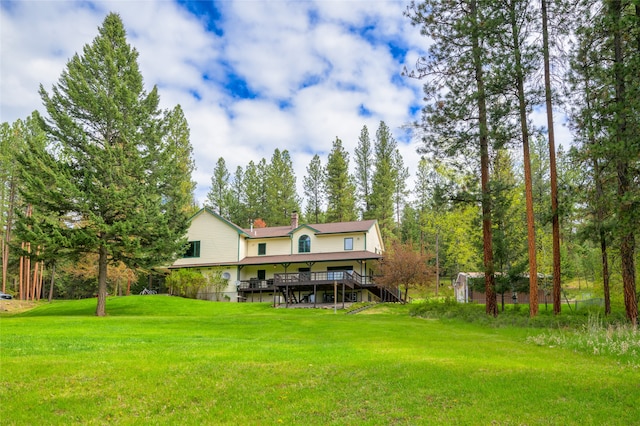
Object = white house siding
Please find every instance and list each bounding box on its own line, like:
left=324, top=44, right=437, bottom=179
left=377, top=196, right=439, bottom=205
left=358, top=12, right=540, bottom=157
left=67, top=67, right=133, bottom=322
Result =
left=313, top=233, right=366, bottom=253
left=238, top=235, right=248, bottom=260
left=247, top=237, right=292, bottom=256
left=172, top=211, right=241, bottom=266
left=365, top=225, right=384, bottom=254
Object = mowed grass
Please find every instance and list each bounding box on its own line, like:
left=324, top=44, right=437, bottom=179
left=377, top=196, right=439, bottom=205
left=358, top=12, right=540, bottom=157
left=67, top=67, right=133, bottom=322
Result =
left=1, top=297, right=638, bottom=425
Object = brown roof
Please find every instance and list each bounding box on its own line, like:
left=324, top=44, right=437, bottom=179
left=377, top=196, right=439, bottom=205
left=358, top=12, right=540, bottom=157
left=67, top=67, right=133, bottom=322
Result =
left=243, top=219, right=377, bottom=239
left=169, top=250, right=382, bottom=269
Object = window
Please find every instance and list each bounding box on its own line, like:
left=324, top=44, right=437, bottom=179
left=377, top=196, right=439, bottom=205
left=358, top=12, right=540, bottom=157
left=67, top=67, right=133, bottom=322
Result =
left=183, top=241, right=200, bottom=258
left=344, top=237, right=353, bottom=251
left=258, top=243, right=266, bottom=255
left=298, top=235, right=311, bottom=253
left=257, top=270, right=266, bottom=280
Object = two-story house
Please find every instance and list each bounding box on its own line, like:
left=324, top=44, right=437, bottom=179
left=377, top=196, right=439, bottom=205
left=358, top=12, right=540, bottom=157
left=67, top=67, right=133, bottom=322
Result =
left=169, top=208, right=402, bottom=306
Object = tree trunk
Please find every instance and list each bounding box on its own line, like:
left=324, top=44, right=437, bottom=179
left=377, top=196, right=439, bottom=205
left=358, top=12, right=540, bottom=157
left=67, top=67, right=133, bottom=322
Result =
left=435, top=229, right=440, bottom=297
left=1, top=174, right=17, bottom=294
left=96, top=243, right=108, bottom=316
left=509, top=0, right=538, bottom=317
left=48, top=262, right=56, bottom=302
left=470, top=0, right=497, bottom=317
left=541, top=0, right=562, bottom=315
left=611, top=0, right=637, bottom=326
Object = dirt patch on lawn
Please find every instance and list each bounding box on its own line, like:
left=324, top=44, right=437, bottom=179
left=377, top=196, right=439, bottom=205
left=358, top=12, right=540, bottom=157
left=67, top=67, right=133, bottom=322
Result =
left=0, top=299, right=39, bottom=314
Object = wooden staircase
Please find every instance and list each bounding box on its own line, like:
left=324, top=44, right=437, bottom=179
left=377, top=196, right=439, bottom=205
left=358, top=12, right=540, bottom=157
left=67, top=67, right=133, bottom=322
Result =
left=280, top=288, right=298, bottom=304
left=369, top=285, right=404, bottom=303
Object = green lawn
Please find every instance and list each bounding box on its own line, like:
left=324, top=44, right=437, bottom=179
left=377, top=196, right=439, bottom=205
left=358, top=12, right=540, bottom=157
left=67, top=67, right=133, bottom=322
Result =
left=1, top=296, right=638, bottom=425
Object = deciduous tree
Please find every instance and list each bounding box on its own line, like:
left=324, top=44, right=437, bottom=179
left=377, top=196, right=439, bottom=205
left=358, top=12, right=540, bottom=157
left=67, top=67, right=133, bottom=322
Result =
left=376, top=240, right=433, bottom=302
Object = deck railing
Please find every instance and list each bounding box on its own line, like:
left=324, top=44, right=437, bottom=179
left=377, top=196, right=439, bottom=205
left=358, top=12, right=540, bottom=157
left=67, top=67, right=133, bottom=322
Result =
left=273, top=270, right=370, bottom=286
left=237, top=271, right=403, bottom=303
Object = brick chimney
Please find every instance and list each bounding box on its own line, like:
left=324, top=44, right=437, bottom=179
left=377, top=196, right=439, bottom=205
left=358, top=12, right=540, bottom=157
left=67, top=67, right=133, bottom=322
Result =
left=291, top=211, right=299, bottom=229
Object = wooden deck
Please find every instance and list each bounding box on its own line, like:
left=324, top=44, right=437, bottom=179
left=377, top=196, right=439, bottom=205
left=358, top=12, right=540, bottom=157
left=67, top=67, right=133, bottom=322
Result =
left=237, top=270, right=403, bottom=304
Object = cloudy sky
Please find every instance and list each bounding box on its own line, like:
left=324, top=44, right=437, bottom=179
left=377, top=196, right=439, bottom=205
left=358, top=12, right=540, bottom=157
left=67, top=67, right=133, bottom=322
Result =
left=1, top=0, right=432, bottom=206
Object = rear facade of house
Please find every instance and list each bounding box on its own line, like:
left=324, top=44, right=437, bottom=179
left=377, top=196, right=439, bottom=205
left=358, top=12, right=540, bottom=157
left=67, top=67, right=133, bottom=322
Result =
left=170, top=208, right=402, bottom=305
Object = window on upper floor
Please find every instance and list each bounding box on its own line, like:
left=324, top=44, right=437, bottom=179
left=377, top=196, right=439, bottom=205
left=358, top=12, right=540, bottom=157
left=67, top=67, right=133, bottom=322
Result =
left=258, top=243, right=266, bottom=255
left=344, top=237, right=353, bottom=251
left=298, top=235, right=311, bottom=253
left=183, top=241, right=200, bottom=258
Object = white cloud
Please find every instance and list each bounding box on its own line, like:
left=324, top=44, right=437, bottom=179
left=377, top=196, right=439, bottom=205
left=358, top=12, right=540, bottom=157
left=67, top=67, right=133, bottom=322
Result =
left=1, top=0, right=429, bottom=206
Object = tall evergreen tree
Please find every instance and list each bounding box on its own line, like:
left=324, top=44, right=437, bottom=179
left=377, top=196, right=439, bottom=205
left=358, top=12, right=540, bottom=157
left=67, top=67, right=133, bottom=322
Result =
left=393, top=149, right=410, bottom=234
left=303, top=154, right=326, bottom=224
left=496, top=0, right=540, bottom=316
left=243, top=160, right=263, bottom=226
left=354, top=125, right=374, bottom=219
left=1, top=118, right=27, bottom=293
left=491, top=148, right=527, bottom=308
left=228, top=166, right=246, bottom=226
left=265, top=149, right=300, bottom=226
left=568, top=0, right=638, bottom=324
left=207, top=157, right=231, bottom=217
left=540, top=0, right=563, bottom=315
left=567, top=23, right=615, bottom=315
left=325, top=138, right=357, bottom=223
left=370, top=121, right=399, bottom=244
left=20, top=13, right=195, bottom=316
left=607, top=0, right=638, bottom=326
left=406, top=0, right=500, bottom=315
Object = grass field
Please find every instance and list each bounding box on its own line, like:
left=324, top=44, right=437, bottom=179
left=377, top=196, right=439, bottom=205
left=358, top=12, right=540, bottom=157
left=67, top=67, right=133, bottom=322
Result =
left=1, top=296, right=638, bottom=425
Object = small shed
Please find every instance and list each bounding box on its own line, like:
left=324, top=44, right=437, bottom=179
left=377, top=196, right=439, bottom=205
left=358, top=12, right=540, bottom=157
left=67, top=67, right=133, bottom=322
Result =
left=454, top=271, right=551, bottom=304
left=453, top=272, right=484, bottom=303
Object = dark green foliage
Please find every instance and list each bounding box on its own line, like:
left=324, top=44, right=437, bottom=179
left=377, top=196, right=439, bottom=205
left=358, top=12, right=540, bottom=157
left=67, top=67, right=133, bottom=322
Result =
left=207, top=157, right=231, bottom=216
left=264, top=149, right=300, bottom=226
left=303, top=154, right=326, bottom=224
left=19, top=13, right=195, bottom=315
left=354, top=125, right=373, bottom=219
left=325, top=138, right=357, bottom=222
left=370, top=122, right=399, bottom=244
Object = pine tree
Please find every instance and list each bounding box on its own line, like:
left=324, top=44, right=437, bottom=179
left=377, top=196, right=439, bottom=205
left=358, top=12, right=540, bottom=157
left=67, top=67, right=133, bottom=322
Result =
left=325, top=138, right=357, bottom=223
left=393, top=149, right=410, bottom=235
left=406, top=0, right=500, bottom=315
left=568, top=0, right=638, bottom=324
left=303, top=154, right=326, bottom=224
left=497, top=0, right=540, bottom=316
left=371, top=122, right=399, bottom=246
left=245, top=159, right=266, bottom=227
left=265, top=149, right=300, bottom=226
left=540, top=0, right=563, bottom=315
left=228, top=166, right=245, bottom=226
left=207, top=157, right=231, bottom=217
left=354, top=125, right=374, bottom=219
left=1, top=118, right=27, bottom=293
left=21, top=13, right=195, bottom=316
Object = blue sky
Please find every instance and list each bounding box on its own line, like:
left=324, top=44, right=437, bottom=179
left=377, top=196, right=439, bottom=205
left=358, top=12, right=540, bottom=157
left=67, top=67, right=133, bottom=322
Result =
left=1, top=0, right=431, bottom=205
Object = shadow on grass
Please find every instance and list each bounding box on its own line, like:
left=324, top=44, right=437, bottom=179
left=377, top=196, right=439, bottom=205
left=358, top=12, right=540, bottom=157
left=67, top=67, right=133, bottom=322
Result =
left=11, top=295, right=275, bottom=318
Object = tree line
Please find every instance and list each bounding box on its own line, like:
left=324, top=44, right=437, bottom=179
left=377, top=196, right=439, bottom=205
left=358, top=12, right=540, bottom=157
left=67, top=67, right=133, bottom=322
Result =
left=205, top=121, right=409, bottom=244
left=404, top=0, right=638, bottom=323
